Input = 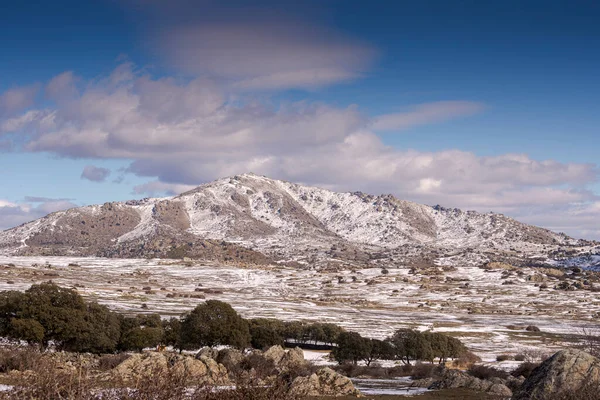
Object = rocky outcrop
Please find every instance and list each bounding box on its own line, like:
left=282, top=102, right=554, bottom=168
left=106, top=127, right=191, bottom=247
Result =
left=290, top=367, right=361, bottom=397
left=513, top=349, right=600, bottom=400
left=110, top=352, right=230, bottom=386
left=263, top=345, right=306, bottom=371
left=429, top=369, right=512, bottom=397
left=216, top=348, right=244, bottom=368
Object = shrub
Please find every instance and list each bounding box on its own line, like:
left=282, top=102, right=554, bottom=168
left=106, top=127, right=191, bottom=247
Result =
left=0, top=347, right=41, bottom=373
left=411, top=363, right=443, bottom=379
left=98, top=353, right=131, bottom=371
left=514, top=353, right=526, bottom=361
left=468, top=364, right=509, bottom=380
left=452, top=350, right=482, bottom=368
left=496, top=354, right=513, bottom=361
left=238, top=353, right=278, bottom=380
left=511, top=362, right=539, bottom=378
left=526, top=325, right=541, bottom=332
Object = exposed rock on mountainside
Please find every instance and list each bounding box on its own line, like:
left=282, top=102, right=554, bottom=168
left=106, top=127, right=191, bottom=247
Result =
left=513, top=349, right=600, bottom=400
left=0, top=173, right=596, bottom=267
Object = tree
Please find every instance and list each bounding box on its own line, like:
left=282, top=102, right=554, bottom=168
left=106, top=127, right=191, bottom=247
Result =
left=179, top=300, right=250, bottom=350
left=249, top=321, right=284, bottom=350
left=0, top=282, right=120, bottom=353
left=8, top=318, right=44, bottom=347
left=389, top=329, right=433, bottom=365
left=332, top=331, right=371, bottom=365
left=119, top=327, right=163, bottom=352
left=162, top=317, right=182, bottom=350
left=363, top=338, right=395, bottom=366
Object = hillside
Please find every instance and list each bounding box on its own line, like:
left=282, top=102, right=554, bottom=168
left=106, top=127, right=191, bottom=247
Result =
left=0, top=173, right=595, bottom=267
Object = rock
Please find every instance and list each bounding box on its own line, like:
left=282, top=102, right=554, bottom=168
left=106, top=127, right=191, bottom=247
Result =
left=111, top=352, right=230, bottom=386
left=513, top=349, right=600, bottom=400
left=290, top=367, right=361, bottom=397
left=196, top=347, right=219, bottom=360
left=216, top=348, right=244, bottom=368
left=263, top=345, right=286, bottom=365
left=279, top=347, right=306, bottom=370
left=262, top=345, right=306, bottom=371
left=430, top=369, right=511, bottom=397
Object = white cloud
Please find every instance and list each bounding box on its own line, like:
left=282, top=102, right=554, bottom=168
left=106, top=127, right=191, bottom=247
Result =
left=1, top=64, right=599, bottom=239
left=0, top=84, right=39, bottom=117
left=0, top=198, right=77, bottom=231
left=372, top=101, right=485, bottom=131
left=133, top=181, right=196, bottom=197
left=81, top=165, right=111, bottom=182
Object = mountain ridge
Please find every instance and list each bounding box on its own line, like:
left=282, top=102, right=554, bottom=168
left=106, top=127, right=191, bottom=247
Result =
left=0, top=173, right=596, bottom=267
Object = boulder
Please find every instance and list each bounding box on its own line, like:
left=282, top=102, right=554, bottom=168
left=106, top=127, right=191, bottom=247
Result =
left=513, top=349, right=600, bottom=400
left=196, top=347, right=219, bottom=360
left=263, top=345, right=286, bottom=365
left=262, top=345, right=306, bottom=371
left=216, top=348, right=244, bottom=368
left=429, top=369, right=512, bottom=397
left=280, top=347, right=306, bottom=370
left=111, top=352, right=230, bottom=385
left=290, top=367, right=361, bottom=397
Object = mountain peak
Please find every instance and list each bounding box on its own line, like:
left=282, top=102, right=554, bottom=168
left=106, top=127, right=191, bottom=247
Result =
left=0, top=175, right=595, bottom=267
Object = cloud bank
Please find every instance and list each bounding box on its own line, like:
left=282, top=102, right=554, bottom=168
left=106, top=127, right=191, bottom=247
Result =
left=0, top=62, right=598, bottom=238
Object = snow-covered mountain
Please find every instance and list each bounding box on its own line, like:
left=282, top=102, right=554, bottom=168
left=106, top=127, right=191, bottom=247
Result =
left=0, top=173, right=596, bottom=267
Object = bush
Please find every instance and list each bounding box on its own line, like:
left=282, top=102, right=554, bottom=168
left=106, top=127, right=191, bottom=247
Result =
left=238, top=353, right=278, bottom=380
left=468, top=364, right=509, bottom=380
left=526, top=325, right=541, bottom=332
left=98, top=353, right=131, bottom=371
left=0, top=347, right=41, bottom=373
left=496, top=354, right=513, bottom=361
left=411, top=363, right=443, bottom=379
left=514, top=353, right=526, bottom=361
left=511, top=362, right=539, bottom=378
left=452, top=350, right=481, bottom=368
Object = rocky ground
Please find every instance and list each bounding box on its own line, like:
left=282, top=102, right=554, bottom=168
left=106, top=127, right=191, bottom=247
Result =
left=0, top=256, right=599, bottom=364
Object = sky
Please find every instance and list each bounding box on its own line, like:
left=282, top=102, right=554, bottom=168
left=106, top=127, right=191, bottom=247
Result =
left=0, top=0, right=599, bottom=239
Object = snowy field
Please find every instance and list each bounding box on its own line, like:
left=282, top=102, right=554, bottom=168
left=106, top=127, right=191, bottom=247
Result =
left=0, top=255, right=597, bottom=362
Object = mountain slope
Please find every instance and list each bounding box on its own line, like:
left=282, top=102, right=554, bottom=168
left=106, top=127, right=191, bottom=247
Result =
left=0, top=173, right=594, bottom=266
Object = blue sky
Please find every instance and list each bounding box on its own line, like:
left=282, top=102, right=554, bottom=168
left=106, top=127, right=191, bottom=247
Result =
left=1, top=0, right=599, bottom=238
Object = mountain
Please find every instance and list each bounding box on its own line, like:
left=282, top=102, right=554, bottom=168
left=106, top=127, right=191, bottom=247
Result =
left=0, top=173, right=596, bottom=267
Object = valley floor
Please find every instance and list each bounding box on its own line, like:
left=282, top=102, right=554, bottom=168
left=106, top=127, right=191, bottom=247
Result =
left=0, top=256, right=597, bottom=363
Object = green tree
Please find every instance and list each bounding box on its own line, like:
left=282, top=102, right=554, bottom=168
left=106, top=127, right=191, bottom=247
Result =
left=119, top=327, right=163, bottom=352
left=249, top=323, right=284, bottom=350
left=179, top=300, right=250, bottom=350
left=363, top=338, right=395, bottom=366
left=162, top=317, right=182, bottom=350
left=332, top=331, right=371, bottom=365
left=0, top=282, right=120, bottom=353
left=389, top=329, right=433, bottom=365
left=8, top=318, right=44, bottom=347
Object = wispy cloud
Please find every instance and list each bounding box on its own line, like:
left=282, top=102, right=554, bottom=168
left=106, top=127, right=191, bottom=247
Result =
left=372, top=101, right=485, bottom=131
